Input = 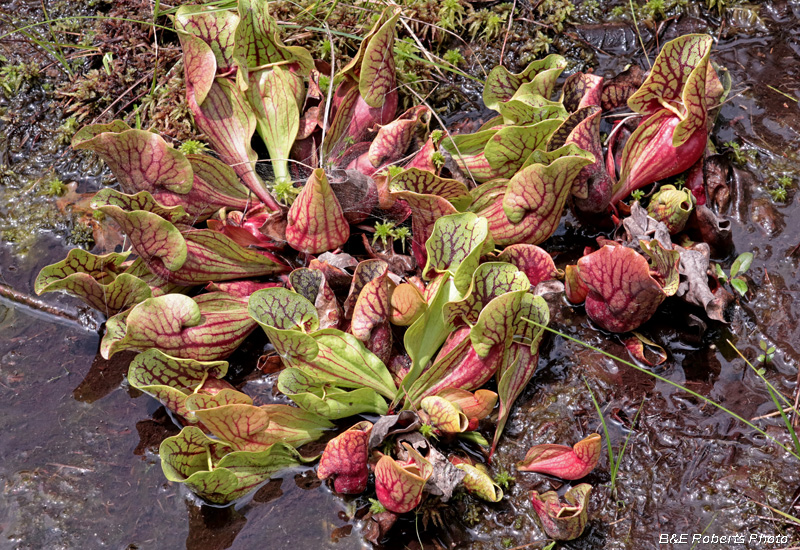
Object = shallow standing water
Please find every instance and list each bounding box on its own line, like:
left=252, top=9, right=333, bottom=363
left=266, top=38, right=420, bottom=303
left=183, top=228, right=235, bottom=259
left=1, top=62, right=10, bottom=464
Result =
left=2, top=1, right=800, bottom=549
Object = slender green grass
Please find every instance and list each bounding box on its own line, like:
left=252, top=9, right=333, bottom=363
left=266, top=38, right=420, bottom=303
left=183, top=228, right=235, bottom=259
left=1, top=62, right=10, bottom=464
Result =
left=584, top=376, right=644, bottom=495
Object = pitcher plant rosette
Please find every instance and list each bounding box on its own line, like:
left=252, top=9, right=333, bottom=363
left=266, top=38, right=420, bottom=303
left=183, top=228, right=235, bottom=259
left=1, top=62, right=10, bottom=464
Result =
left=35, top=1, right=737, bottom=543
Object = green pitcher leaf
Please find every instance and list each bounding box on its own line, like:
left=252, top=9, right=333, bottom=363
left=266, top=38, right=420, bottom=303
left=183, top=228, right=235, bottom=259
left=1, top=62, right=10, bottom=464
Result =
left=186, top=398, right=331, bottom=451
left=101, top=292, right=257, bottom=360
left=177, top=32, right=217, bottom=106
left=127, top=349, right=230, bottom=420
left=646, top=184, right=695, bottom=234
left=92, top=188, right=191, bottom=226
left=286, top=168, right=350, bottom=254
left=627, top=34, right=714, bottom=119
left=248, top=287, right=320, bottom=362
left=483, top=54, right=567, bottom=111
left=423, top=212, right=492, bottom=293
left=440, top=130, right=497, bottom=183
left=160, top=426, right=304, bottom=505
left=483, top=120, right=561, bottom=179
left=469, top=289, right=528, bottom=358
left=72, top=125, right=193, bottom=195
left=374, top=442, right=433, bottom=513
left=443, top=262, right=530, bottom=327
left=640, top=239, right=680, bottom=297
left=278, top=368, right=389, bottom=419
left=493, top=294, right=549, bottom=455
left=358, top=10, right=400, bottom=108
left=35, top=249, right=151, bottom=316
left=179, top=154, right=252, bottom=219
left=496, top=97, right=567, bottom=127
left=531, top=483, right=593, bottom=541
left=248, top=65, right=300, bottom=184
left=455, top=463, right=503, bottom=502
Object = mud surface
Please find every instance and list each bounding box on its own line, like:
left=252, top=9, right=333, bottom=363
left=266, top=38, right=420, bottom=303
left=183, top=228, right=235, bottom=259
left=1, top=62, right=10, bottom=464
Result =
left=2, top=2, right=800, bottom=550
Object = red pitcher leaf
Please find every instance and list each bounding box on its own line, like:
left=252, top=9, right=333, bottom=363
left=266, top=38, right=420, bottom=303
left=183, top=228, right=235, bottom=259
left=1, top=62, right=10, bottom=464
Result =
left=483, top=119, right=562, bottom=180
left=149, top=154, right=252, bottom=221
left=247, top=65, right=300, bottom=185
left=101, top=292, right=257, bottom=360
left=286, top=168, right=350, bottom=254
left=600, top=64, right=644, bottom=112
left=188, top=78, right=280, bottom=210
left=647, top=184, right=695, bottom=234
left=127, top=349, right=232, bottom=420
left=420, top=396, right=469, bottom=433
left=562, top=72, right=604, bottom=112
left=474, top=146, right=592, bottom=246
left=92, top=202, right=187, bottom=272
left=497, top=244, right=558, bottom=286
left=344, top=260, right=389, bottom=317
left=72, top=124, right=193, bottom=195
left=248, top=287, right=320, bottom=362
left=318, top=421, right=373, bottom=494
left=518, top=433, right=601, bottom=479
left=160, top=426, right=304, bottom=505
left=577, top=244, right=667, bottom=333
left=175, top=4, right=239, bottom=74
left=204, top=280, right=281, bottom=298
left=483, top=54, right=567, bottom=111
left=505, top=144, right=595, bottom=224
left=405, top=136, right=439, bottom=173
left=162, top=230, right=287, bottom=285
left=613, top=109, right=708, bottom=205
left=564, top=264, right=589, bottom=304
left=185, top=388, right=253, bottom=410
left=624, top=331, right=668, bottom=366
left=443, top=262, right=530, bottom=327
left=627, top=34, right=714, bottom=120
left=289, top=268, right=341, bottom=329
left=423, top=212, right=492, bottom=293
left=389, top=283, right=426, bottom=326
left=530, top=483, right=593, bottom=541
left=440, top=130, right=498, bottom=183
left=640, top=239, right=680, bottom=296
left=93, top=188, right=191, bottom=227
left=493, top=293, right=549, bottom=456
left=234, top=0, right=313, bottom=79
left=374, top=442, right=433, bottom=513
left=278, top=368, right=390, bottom=418
left=350, top=265, right=393, bottom=364
left=455, top=463, right=503, bottom=502
left=368, top=105, right=428, bottom=170
left=178, top=32, right=217, bottom=106
left=437, top=388, right=498, bottom=424
left=35, top=249, right=152, bottom=316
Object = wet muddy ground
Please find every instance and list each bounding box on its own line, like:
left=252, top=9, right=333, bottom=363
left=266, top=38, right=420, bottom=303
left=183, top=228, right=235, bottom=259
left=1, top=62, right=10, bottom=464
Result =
left=2, top=1, right=800, bottom=549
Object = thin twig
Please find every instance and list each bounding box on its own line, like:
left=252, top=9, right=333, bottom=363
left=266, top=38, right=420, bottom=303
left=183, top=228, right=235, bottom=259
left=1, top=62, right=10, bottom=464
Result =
left=499, top=0, right=517, bottom=66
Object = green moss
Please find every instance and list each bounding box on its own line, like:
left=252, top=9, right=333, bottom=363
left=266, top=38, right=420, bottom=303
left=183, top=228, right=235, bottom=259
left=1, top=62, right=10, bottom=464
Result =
left=177, top=139, right=208, bottom=155
left=42, top=177, right=67, bottom=197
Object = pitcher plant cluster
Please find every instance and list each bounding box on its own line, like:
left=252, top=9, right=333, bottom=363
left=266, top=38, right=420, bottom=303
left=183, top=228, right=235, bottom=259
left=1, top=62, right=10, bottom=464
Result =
left=35, top=2, right=735, bottom=543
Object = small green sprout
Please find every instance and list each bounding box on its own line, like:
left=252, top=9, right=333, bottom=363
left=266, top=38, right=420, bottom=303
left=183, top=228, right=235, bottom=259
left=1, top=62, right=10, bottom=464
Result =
left=611, top=5, right=627, bottom=16
left=369, top=498, right=387, bottom=514
left=178, top=139, right=209, bottom=155
left=430, top=129, right=444, bottom=144
left=757, top=340, right=776, bottom=364
left=318, top=75, right=330, bottom=95
left=443, top=49, right=465, bottom=66
left=92, top=209, right=106, bottom=221
left=723, top=140, right=756, bottom=165
left=418, top=423, right=438, bottom=440
left=438, top=0, right=467, bottom=30
left=373, top=221, right=395, bottom=247
left=493, top=468, right=515, bottom=490
left=386, top=165, right=404, bottom=179
left=501, top=538, right=514, bottom=548
left=769, top=186, right=788, bottom=202
left=43, top=177, right=66, bottom=197
left=642, top=0, right=666, bottom=19
left=630, top=189, right=645, bottom=202
left=391, top=226, right=411, bottom=252
left=431, top=151, right=446, bottom=169
left=56, top=117, right=79, bottom=145
left=274, top=180, right=301, bottom=205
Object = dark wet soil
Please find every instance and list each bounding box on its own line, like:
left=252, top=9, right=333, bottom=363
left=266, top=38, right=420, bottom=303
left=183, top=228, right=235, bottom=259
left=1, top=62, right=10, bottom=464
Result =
left=2, top=2, right=800, bottom=550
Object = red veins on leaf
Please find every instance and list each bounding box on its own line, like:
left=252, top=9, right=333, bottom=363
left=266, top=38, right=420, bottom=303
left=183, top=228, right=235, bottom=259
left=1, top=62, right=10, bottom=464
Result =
left=518, top=433, right=602, bottom=480
left=317, top=421, right=373, bottom=494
